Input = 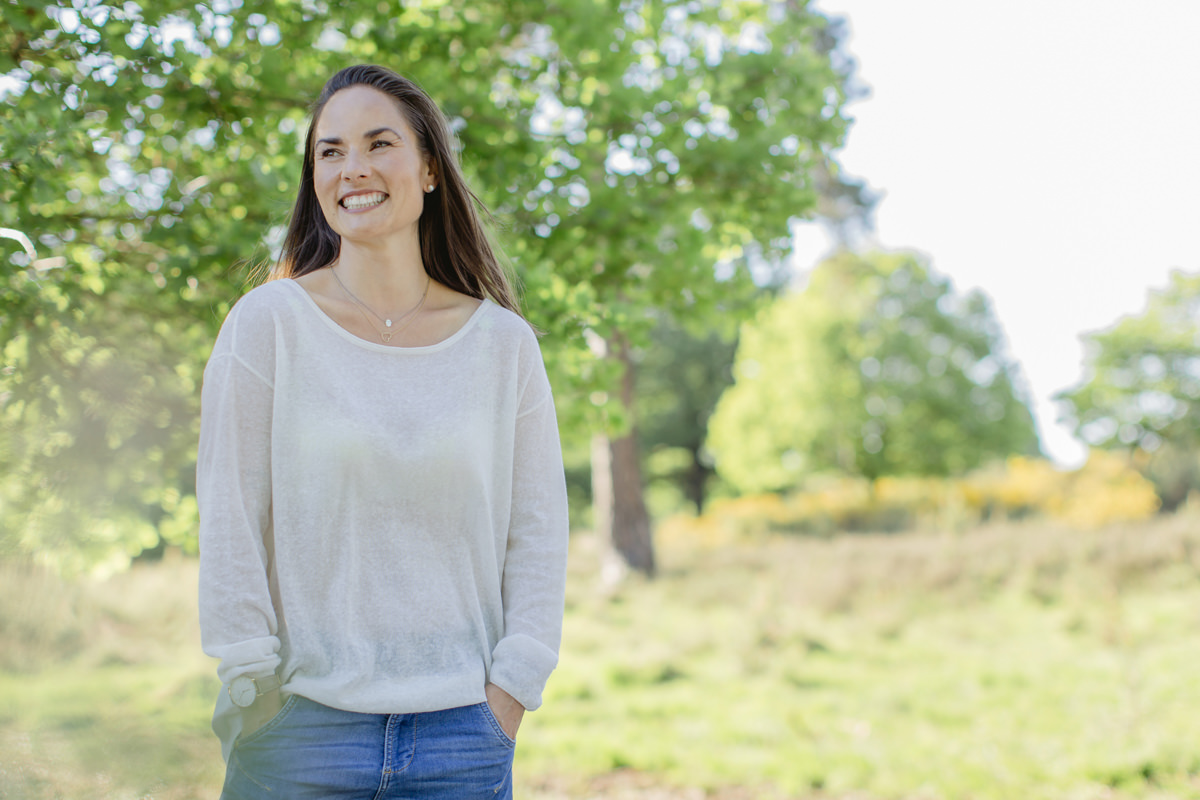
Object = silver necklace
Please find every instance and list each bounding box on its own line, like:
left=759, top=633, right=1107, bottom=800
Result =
left=331, top=265, right=430, bottom=343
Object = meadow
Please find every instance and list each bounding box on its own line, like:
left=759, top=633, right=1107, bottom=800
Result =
left=3, top=512, right=1200, bottom=799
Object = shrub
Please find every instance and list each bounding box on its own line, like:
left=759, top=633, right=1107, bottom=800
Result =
left=662, top=453, right=1162, bottom=540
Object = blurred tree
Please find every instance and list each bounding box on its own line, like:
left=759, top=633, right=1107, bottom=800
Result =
left=1056, top=270, right=1200, bottom=511
left=532, top=4, right=858, bottom=575
left=0, top=0, right=560, bottom=570
left=0, top=0, right=856, bottom=574
left=707, top=250, right=1040, bottom=494
left=630, top=181, right=873, bottom=520
left=635, top=316, right=740, bottom=514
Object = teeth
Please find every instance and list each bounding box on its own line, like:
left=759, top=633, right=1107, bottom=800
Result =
left=341, top=192, right=386, bottom=209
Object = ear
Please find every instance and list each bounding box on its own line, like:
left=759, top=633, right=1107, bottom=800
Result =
left=422, top=160, right=437, bottom=193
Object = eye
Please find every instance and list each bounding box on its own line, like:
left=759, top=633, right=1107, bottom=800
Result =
left=318, top=147, right=341, bottom=159
left=370, top=139, right=393, bottom=150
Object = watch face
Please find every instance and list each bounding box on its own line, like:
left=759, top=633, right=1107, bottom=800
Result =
left=229, top=676, right=257, bottom=707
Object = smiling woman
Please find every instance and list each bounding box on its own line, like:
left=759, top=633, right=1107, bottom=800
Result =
left=312, top=89, right=434, bottom=257
left=273, top=66, right=522, bottom=346
left=195, top=65, right=569, bottom=800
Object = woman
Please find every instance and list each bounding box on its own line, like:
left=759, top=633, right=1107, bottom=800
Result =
left=197, top=64, right=569, bottom=799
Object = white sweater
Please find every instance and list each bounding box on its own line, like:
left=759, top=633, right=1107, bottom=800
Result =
left=197, top=279, right=568, bottom=757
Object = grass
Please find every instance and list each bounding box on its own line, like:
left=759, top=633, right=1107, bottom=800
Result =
left=3, top=514, right=1200, bottom=798
left=0, top=554, right=219, bottom=799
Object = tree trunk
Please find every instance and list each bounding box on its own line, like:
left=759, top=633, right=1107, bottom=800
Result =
left=590, top=336, right=655, bottom=579
left=685, top=448, right=709, bottom=514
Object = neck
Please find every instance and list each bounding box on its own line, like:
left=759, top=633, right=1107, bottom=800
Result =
left=334, top=237, right=428, bottom=309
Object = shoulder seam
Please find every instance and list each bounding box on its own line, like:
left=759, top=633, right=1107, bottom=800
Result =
left=516, top=391, right=551, bottom=420
left=209, top=351, right=274, bottom=390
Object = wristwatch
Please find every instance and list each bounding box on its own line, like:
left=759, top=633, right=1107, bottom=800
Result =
left=228, top=673, right=282, bottom=708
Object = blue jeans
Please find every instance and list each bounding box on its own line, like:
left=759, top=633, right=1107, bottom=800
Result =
left=220, top=696, right=516, bottom=799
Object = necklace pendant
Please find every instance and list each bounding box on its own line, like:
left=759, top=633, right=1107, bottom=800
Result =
left=381, top=332, right=394, bottom=343
left=385, top=319, right=393, bottom=327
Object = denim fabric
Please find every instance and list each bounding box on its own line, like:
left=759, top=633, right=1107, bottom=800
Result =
left=220, top=696, right=515, bottom=799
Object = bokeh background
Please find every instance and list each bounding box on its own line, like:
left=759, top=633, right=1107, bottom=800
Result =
left=2, top=1, right=1199, bottom=798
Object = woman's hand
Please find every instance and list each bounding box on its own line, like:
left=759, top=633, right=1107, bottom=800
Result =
left=485, top=683, right=525, bottom=741
left=241, top=689, right=284, bottom=739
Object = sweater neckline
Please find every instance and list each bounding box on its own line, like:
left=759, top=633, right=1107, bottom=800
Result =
left=281, top=278, right=490, bottom=354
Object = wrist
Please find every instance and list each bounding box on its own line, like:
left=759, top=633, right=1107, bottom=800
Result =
left=228, top=673, right=282, bottom=708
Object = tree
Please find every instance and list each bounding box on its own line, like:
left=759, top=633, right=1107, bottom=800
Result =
left=635, top=316, right=740, bottom=515
left=1, top=0, right=568, bottom=569
left=516, top=3, right=858, bottom=575
left=707, top=250, right=1040, bottom=494
left=1056, top=270, right=1200, bottom=510
left=1, top=0, right=856, bottom=574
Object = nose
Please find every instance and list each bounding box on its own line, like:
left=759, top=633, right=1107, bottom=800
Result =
left=342, top=147, right=370, bottom=180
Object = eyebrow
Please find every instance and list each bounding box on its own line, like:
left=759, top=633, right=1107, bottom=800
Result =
left=316, top=127, right=403, bottom=147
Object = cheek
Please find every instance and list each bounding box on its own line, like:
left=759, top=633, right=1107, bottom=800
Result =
left=314, top=166, right=334, bottom=191
left=311, top=171, right=340, bottom=227
left=314, top=170, right=338, bottom=206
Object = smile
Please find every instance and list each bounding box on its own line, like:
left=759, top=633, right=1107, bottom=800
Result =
left=340, top=192, right=387, bottom=210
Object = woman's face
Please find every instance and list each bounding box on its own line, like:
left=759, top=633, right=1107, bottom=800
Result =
left=312, top=85, right=435, bottom=248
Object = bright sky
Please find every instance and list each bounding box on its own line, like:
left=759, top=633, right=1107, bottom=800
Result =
left=795, top=1, right=1200, bottom=467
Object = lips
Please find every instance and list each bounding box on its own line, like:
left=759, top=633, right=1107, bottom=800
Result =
left=339, top=191, right=387, bottom=210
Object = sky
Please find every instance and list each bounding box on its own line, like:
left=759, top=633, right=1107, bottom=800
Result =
left=794, top=1, right=1200, bottom=467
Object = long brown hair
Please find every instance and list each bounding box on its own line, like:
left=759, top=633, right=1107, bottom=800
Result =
left=273, top=65, right=521, bottom=316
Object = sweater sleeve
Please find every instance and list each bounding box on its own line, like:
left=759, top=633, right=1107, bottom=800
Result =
left=196, top=299, right=281, bottom=687
left=487, top=332, right=570, bottom=711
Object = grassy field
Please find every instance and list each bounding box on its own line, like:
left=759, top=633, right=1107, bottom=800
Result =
left=3, top=513, right=1200, bottom=799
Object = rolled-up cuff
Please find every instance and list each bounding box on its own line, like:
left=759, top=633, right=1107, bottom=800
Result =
left=205, top=634, right=281, bottom=686
left=488, top=634, right=558, bottom=711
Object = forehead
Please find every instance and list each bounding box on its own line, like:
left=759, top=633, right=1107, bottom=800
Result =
left=316, top=85, right=414, bottom=138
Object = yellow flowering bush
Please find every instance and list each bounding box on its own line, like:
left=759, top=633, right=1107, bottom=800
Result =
left=1054, top=451, right=1161, bottom=528
left=662, top=452, right=1162, bottom=540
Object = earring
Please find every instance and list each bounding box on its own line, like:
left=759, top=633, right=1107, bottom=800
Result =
left=425, top=185, right=435, bottom=193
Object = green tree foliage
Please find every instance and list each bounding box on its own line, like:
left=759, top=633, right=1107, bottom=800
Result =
left=530, top=4, right=855, bottom=574
left=1056, top=270, right=1200, bottom=510
left=635, top=316, right=739, bottom=514
left=1, top=0, right=854, bottom=571
left=708, top=251, right=1040, bottom=494
left=0, top=0, right=546, bottom=569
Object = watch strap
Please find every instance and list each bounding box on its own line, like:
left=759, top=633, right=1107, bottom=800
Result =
left=252, top=673, right=281, bottom=695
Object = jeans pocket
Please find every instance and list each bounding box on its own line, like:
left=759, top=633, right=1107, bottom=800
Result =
left=476, top=701, right=518, bottom=748
left=236, top=693, right=300, bottom=749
